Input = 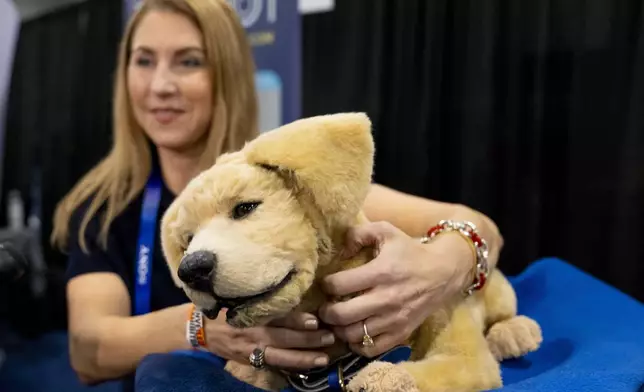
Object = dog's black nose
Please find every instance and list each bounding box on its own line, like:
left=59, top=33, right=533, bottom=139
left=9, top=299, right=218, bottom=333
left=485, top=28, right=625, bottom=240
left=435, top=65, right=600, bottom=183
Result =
left=178, top=250, right=217, bottom=292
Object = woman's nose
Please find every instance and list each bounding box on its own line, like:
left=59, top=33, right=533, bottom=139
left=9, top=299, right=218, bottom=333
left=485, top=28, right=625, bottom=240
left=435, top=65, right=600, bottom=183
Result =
left=150, top=66, right=178, bottom=96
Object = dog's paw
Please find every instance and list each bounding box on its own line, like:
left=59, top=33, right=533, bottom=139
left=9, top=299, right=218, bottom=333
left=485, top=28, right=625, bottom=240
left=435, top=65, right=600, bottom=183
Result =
left=347, top=361, right=419, bottom=392
left=486, top=315, right=543, bottom=361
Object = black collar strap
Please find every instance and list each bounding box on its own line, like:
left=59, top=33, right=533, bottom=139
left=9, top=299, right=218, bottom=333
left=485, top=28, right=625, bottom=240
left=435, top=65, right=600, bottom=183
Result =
left=279, top=345, right=412, bottom=392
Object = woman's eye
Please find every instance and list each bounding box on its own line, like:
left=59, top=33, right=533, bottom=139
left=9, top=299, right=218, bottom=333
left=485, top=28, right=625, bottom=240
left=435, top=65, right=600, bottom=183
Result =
left=232, top=201, right=262, bottom=220
left=134, top=57, right=153, bottom=67
left=181, top=57, right=203, bottom=67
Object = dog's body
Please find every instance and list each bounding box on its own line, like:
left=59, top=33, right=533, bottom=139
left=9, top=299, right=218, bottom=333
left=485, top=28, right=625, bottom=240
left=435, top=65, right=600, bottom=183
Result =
left=161, top=113, right=542, bottom=392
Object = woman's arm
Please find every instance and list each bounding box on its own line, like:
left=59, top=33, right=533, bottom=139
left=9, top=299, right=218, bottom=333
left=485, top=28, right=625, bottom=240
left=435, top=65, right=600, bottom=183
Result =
left=67, top=273, right=191, bottom=384
left=68, top=273, right=337, bottom=385
left=363, top=183, right=504, bottom=270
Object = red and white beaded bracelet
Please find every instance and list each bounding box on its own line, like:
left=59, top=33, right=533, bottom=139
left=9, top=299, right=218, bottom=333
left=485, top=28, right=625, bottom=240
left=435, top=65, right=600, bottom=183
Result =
left=421, top=220, right=490, bottom=296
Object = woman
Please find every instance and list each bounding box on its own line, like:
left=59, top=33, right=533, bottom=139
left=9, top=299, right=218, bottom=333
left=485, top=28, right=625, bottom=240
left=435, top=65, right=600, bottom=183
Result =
left=50, top=0, right=504, bottom=391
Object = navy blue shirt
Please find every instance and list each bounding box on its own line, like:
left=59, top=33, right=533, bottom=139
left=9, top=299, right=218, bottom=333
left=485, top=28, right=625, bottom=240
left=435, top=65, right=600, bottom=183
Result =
left=65, top=176, right=189, bottom=391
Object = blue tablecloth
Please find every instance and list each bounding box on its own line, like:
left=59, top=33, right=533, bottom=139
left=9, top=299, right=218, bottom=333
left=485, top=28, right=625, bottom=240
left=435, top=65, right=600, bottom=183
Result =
left=134, top=258, right=644, bottom=392
left=1, top=258, right=642, bottom=392
left=0, top=331, right=121, bottom=392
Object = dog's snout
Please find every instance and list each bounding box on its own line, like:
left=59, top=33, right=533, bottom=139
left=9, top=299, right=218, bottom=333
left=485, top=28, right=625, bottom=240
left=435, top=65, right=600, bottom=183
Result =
left=178, top=250, right=217, bottom=292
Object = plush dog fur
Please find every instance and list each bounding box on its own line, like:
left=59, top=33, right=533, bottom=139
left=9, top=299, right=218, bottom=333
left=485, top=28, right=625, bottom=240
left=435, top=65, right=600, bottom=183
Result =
left=160, top=113, right=543, bottom=392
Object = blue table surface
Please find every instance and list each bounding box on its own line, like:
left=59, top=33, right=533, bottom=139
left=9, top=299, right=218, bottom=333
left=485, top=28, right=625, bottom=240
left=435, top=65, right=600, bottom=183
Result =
left=1, top=257, right=643, bottom=392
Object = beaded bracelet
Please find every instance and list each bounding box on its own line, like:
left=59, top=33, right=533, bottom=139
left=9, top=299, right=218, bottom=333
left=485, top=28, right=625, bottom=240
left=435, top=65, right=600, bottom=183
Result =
left=421, top=220, right=490, bottom=296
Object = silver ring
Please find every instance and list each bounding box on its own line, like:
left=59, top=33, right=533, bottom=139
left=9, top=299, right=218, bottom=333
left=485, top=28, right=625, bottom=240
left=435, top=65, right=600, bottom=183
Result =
left=362, top=321, right=375, bottom=348
left=249, top=347, right=266, bottom=369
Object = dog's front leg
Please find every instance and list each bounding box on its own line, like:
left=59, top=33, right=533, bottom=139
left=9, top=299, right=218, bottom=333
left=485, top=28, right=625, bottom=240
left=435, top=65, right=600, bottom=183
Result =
left=346, top=302, right=502, bottom=392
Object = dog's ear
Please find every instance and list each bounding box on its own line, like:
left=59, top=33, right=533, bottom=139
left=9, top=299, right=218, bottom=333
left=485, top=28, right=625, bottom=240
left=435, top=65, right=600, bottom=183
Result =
left=243, top=113, right=375, bottom=227
left=160, top=202, right=188, bottom=288
left=215, top=150, right=245, bottom=165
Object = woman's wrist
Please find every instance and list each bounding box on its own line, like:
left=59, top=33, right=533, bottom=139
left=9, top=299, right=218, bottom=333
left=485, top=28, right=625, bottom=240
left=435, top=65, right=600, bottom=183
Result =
left=420, top=217, right=492, bottom=296
left=447, top=205, right=502, bottom=270
left=423, top=230, right=478, bottom=295
left=186, top=304, right=209, bottom=351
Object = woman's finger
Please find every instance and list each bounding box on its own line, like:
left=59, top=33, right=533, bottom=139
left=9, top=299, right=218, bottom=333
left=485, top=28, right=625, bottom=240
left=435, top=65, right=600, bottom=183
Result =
left=268, top=312, right=319, bottom=330
left=348, top=331, right=401, bottom=359
left=264, top=346, right=330, bottom=370
left=340, top=221, right=398, bottom=259
left=321, top=261, right=387, bottom=297
left=340, top=224, right=382, bottom=259
left=319, top=290, right=394, bottom=326
left=333, top=311, right=398, bottom=344
left=231, top=339, right=329, bottom=370
left=257, top=326, right=336, bottom=350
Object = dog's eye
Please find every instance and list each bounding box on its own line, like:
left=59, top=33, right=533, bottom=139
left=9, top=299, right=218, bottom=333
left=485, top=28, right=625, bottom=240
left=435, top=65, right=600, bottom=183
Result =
left=232, top=201, right=262, bottom=220
left=182, top=233, right=193, bottom=250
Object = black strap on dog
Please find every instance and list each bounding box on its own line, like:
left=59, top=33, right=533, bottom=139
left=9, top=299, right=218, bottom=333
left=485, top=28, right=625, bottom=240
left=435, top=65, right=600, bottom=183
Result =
left=279, top=345, right=412, bottom=392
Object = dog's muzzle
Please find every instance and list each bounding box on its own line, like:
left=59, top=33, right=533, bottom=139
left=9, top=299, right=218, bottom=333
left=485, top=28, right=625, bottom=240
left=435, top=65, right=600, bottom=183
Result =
left=199, top=269, right=298, bottom=322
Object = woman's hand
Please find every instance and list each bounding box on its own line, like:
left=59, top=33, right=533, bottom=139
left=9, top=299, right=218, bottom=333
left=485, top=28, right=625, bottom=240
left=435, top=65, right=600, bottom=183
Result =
left=318, top=221, right=475, bottom=357
left=205, top=311, right=335, bottom=370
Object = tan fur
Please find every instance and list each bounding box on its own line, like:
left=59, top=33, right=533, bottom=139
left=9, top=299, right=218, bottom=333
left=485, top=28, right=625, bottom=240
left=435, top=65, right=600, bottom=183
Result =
left=161, top=113, right=542, bottom=392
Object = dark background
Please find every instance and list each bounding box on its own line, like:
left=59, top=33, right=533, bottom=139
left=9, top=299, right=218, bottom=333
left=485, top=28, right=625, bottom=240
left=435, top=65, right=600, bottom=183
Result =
left=3, top=0, right=644, bottom=334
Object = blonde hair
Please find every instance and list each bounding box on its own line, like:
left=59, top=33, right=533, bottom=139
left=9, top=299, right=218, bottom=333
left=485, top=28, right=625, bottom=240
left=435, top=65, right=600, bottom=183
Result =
left=51, top=0, right=258, bottom=252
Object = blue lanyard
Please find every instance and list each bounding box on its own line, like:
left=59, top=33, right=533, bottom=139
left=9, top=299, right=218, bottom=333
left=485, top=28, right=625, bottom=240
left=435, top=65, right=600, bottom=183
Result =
left=134, top=171, right=163, bottom=316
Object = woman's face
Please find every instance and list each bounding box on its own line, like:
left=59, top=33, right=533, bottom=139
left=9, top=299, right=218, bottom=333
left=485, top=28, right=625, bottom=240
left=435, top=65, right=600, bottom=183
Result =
left=127, top=10, right=213, bottom=153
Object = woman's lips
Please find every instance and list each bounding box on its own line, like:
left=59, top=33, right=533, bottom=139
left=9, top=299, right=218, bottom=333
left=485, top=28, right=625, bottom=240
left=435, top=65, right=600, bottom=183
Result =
left=151, top=109, right=185, bottom=124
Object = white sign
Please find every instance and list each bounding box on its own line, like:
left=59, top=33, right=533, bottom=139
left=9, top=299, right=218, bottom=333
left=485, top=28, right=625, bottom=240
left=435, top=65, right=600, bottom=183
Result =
left=298, top=0, right=334, bottom=14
